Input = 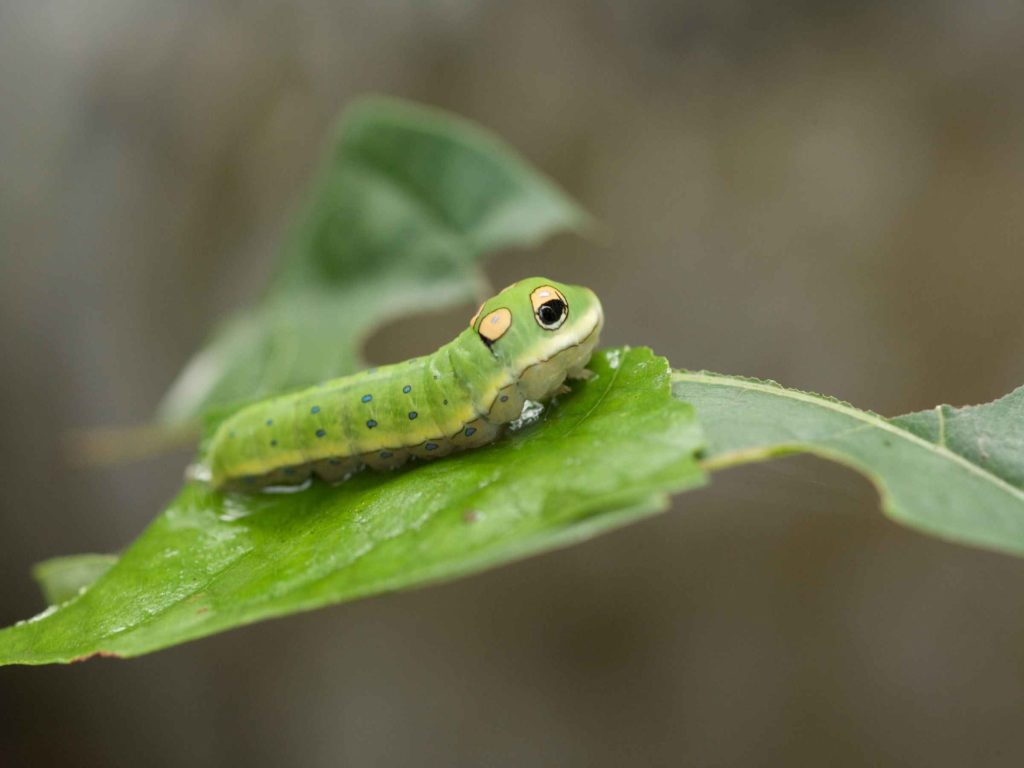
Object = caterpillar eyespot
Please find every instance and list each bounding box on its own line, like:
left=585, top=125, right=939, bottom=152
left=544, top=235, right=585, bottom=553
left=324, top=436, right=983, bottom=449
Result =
left=478, top=307, right=512, bottom=346
left=202, top=277, right=604, bottom=492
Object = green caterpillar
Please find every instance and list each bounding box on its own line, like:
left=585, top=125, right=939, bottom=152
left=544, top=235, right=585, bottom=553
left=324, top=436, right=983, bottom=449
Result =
left=204, top=278, right=604, bottom=491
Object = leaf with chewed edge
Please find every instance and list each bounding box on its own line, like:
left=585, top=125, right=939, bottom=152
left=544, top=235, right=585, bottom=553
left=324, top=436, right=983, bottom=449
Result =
left=0, top=348, right=703, bottom=665
left=157, top=97, right=592, bottom=424
left=672, top=371, right=1024, bottom=557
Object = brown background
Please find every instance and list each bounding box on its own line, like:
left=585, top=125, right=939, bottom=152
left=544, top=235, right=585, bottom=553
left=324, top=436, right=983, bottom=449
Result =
left=2, top=2, right=1024, bottom=765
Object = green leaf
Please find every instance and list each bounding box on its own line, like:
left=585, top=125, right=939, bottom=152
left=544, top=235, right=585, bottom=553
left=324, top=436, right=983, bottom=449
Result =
left=891, top=391, right=1024, bottom=490
left=32, top=554, right=118, bottom=606
left=0, top=348, right=703, bottom=665
left=672, top=371, right=1024, bottom=557
left=157, top=97, right=591, bottom=423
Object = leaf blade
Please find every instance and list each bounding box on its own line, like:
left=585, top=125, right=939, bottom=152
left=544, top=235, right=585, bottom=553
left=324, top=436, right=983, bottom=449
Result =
left=157, top=97, right=590, bottom=423
left=672, top=371, right=1024, bottom=557
left=1, top=348, right=703, bottom=665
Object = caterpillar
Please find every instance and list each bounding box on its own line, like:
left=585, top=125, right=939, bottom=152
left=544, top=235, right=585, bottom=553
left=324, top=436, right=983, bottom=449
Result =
left=203, top=277, right=604, bottom=491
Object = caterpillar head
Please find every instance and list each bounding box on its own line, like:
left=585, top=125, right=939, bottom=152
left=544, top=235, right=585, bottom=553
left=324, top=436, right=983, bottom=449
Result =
left=469, top=278, right=604, bottom=395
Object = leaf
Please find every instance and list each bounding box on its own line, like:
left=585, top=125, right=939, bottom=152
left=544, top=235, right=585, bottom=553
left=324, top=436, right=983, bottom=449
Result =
left=891, top=391, right=1024, bottom=490
left=32, top=554, right=118, bottom=606
left=157, top=97, right=591, bottom=423
left=0, top=348, right=704, bottom=665
left=672, top=371, right=1024, bottom=557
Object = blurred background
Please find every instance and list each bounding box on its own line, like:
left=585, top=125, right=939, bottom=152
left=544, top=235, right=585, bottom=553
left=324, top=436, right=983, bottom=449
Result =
left=2, top=1, right=1024, bottom=765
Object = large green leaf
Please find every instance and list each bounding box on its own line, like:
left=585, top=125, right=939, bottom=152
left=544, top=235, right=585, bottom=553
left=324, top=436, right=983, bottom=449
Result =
left=0, top=348, right=704, bottom=665
left=157, top=97, right=590, bottom=423
left=672, top=371, right=1024, bottom=556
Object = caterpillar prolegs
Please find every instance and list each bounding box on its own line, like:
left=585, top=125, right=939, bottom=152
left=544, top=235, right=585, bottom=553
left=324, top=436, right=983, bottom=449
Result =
left=204, top=278, right=604, bottom=491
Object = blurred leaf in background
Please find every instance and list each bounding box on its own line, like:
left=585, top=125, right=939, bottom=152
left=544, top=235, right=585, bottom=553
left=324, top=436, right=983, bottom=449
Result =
left=157, top=97, right=591, bottom=424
